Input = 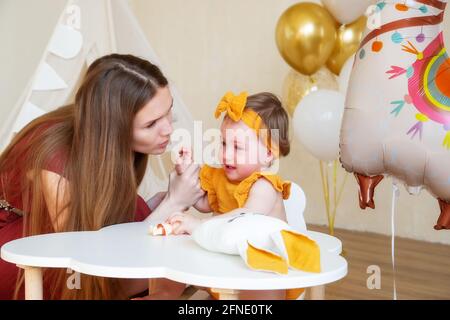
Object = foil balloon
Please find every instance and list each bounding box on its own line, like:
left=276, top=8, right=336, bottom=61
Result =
left=327, top=16, right=367, bottom=75
left=275, top=2, right=337, bottom=75
left=340, top=0, right=450, bottom=230
left=339, top=55, right=356, bottom=94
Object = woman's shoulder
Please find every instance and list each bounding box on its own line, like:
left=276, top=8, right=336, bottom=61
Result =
left=4, top=119, right=69, bottom=177
left=43, top=148, right=68, bottom=177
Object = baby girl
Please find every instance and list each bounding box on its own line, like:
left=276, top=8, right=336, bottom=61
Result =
left=169, top=91, right=291, bottom=235
left=144, top=91, right=308, bottom=300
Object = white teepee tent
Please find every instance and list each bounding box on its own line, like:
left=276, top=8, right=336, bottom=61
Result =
left=0, top=0, right=195, bottom=200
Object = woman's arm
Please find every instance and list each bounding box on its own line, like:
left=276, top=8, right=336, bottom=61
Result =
left=41, top=170, right=70, bottom=232
left=146, top=191, right=167, bottom=212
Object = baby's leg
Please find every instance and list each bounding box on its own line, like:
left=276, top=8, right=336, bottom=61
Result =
left=238, top=289, right=286, bottom=300
left=132, top=278, right=187, bottom=300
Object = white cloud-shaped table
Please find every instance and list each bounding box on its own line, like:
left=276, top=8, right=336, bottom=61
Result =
left=1, top=222, right=347, bottom=300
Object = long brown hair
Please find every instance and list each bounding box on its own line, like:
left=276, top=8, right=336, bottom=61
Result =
left=0, top=54, right=168, bottom=299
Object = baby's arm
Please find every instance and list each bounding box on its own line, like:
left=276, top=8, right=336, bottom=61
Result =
left=240, top=178, right=278, bottom=215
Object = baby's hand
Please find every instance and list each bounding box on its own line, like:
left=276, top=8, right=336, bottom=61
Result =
left=166, top=212, right=202, bottom=235
left=148, top=222, right=174, bottom=236
left=175, top=147, right=193, bottom=175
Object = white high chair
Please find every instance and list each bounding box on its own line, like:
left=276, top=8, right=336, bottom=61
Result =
left=284, top=181, right=341, bottom=254
left=283, top=182, right=307, bottom=300
left=284, top=182, right=307, bottom=232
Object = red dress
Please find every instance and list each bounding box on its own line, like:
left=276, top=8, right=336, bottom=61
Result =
left=0, top=126, right=152, bottom=300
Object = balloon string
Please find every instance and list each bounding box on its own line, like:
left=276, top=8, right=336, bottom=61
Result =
left=325, top=162, right=331, bottom=235
left=319, top=161, right=332, bottom=235
left=391, top=183, right=399, bottom=300
left=333, top=160, right=337, bottom=216
left=331, top=160, right=338, bottom=234
left=320, top=160, right=349, bottom=236
left=335, top=168, right=348, bottom=215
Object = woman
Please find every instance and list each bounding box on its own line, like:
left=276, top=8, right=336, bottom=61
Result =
left=0, top=54, right=204, bottom=299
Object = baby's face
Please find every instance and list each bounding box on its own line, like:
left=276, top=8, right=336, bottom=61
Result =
left=219, top=117, right=272, bottom=182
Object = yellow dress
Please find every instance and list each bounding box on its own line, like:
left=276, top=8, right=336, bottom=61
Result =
left=199, top=165, right=306, bottom=300
left=199, top=165, right=291, bottom=214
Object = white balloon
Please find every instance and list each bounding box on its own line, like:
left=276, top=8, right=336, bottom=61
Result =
left=321, top=0, right=376, bottom=25
left=338, top=55, right=355, bottom=94
left=293, top=90, right=345, bottom=161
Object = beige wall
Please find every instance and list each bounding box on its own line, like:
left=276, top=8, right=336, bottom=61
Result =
left=1, top=0, right=450, bottom=244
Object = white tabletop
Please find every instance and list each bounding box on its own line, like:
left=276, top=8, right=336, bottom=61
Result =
left=1, top=222, right=347, bottom=290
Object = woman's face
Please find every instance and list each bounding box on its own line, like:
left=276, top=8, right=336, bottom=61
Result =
left=132, top=86, right=174, bottom=155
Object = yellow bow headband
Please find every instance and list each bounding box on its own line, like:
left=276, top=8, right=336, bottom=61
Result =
left=214, top=91, right=263, bottom=131
left=214, top=91, right=279, bottom=156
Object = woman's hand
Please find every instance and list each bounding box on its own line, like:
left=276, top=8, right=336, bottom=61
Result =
left=166, top=212, right=204, bottom=235
left=144, top=159, right=204, bottom=224
left=175, top=147, right=192, bottom=175
left=167, top=162, right=205, bottom=212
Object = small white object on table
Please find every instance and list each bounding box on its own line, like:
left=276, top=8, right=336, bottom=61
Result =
left=1, top=221, right=346, bottom=300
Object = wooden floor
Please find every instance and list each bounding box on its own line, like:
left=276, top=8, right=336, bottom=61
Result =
left=182, top=225, right=450, bottom=300
left=309, top=225, right=450, bottom=300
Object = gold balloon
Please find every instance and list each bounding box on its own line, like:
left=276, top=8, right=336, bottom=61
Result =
left=275, top=3, right=337, bottom=76
left=282, top=67, right=338, bottom=117
left=326, top=16, right=367, bottom=75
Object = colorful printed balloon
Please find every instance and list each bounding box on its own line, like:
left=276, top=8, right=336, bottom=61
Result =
left=340, top=0, right=450, bottom=230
